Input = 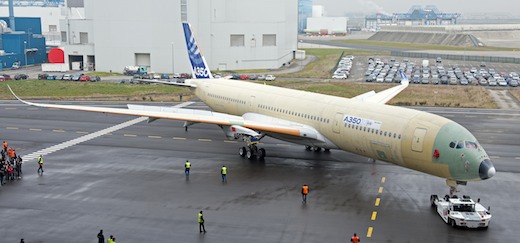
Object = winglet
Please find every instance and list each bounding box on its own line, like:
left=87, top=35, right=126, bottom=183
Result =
left=7, top=85, right=36, bottom=106
left=182, top=22, right=213, bottom=79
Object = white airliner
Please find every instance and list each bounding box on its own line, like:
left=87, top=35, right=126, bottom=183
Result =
left=9, top=22, right=495, bottom=193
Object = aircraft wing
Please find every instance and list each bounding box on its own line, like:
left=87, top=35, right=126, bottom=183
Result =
left=353, top=71, right=409, bottom=104
left=8, top=85, right=329, bottom=144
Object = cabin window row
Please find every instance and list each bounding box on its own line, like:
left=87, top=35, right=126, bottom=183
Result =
left=208, top=93, right=246, bottom=104
left=345, top=123, right=401, bottom=139
left=257, top=104, right=330, bottom=124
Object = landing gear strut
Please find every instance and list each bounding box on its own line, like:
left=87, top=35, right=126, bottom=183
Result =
left=238, top=137, right=266, bottom=160
left=446, top=179, right=466, bottom=196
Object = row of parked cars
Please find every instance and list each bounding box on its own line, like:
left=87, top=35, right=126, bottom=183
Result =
left=0, top=73, right=29, bottom=81
left=38, top=73, right=101, bottom=82
left=331, top=55, right=354, bottom=79
left=365, top=58, right=519, bottom=87
left=224, top=73, right=276, bottom=81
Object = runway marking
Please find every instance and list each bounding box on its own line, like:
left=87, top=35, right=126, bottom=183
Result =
left=198, top=139, right=212, bottom=142
left=76, top=131, right=89, bottom=134
left=443, top=114, right=454, bottom=117
left=515, top=157, right=520, bottom=160
left=148, top=135, right=162, bottom=139
left=173, top=137, right=187, bottom=140
left=22, top=117, right=149, bottom=162
left=6, top=127, right=19, bottom=130
left=29, top=128, right=42, bottom=131
left=27, top=108, right=38, bottom=110
left=224, top=140, right=237, bottom=143
left=375, top=198, right=380, bottom=207
left=52, top=129, right=65, bottom=133
left=5, top=107, right=16, bottom=110
left=381, top=177, right=385, bottom=183
left=371, top=211, right=377, bottom=221
left=124, top=134, right=137, bottom=137
left=489, top=156, right=500, bottom=159
left=366, top=227, right=373, bottom=238
left=465, top=115, right=476, bottom=118
left=378, top=187, right=384, bottom=194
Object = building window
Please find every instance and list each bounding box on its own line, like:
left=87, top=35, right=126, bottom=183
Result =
left=79, top=32, right=88, bottom=44
left=263, top=34, right=276, bottom=46
left=49, top=25, right=57, bottom=32
left=61, top=31, right=67, bottom=42
left=230, top=35, right=245, bottom=47
left=180, top=0, right=188, bottom=22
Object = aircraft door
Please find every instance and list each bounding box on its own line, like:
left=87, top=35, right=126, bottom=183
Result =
left=412, top=128, right=427, bottom=152
left=249, top=96, right=256, bottom=112
left=333, top=112, right=343, bottom=134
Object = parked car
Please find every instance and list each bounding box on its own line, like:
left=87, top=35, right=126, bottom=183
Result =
left=161, top=74, right=170, bottom=79
left=332, top=73, right=348, bottom=79
left=265, top=75, right=276, bottom=81
left=62, top=74, right=72, bottom=80
left=79, top=75, right=91, bottom=82
left=248, top=74, right=257, bottom=80
left=90, top=75, right=101, bottom=82
left=510, top=79, right=519, bottom=87
left=230, top=74, right=240, bottom=80
left=257, top=75, right=266, bottom=80
left=152, top=73, right=161, bottom=79
left=180, top=73, right=191, bottom=79
left=0, top=74, right=12, bottom=80
left=239, top=74, right=249, bottom=80
left=38, top=73, right=49, bottom=80
left=172, top=73, right=181, bottom=78
left=11, top=61, right=20, bottom=69
left=14, top=74, right=29, bottom=80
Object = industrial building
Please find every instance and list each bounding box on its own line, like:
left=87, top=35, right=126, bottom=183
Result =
left=0, top=0, right=48, bottom=69
left=59, top=0, right=298, bottom=73
left=365, top=6, right=461, bottom=31
left=298, top=0, right=312, bottom=33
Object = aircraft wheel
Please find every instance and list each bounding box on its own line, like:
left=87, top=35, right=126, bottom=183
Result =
left=258, top=148, right=266, bottom=159
left=246, top=149, right=255, bottom=160
left=313, top=146, right=322, bottom=152
left=239, top=147, right=246, bottom=157
left=324, top=148, right=330, bottom=152
left=305, top=145, right=312, bottom=151
left=450, top=219, right=456, bottom=228
left=430, top=195, right=438, bottom=207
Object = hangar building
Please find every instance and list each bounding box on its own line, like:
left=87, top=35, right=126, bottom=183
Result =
left=61, top=0, right=298, bottom=73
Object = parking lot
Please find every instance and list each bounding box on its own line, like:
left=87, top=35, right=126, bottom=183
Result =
left=355, top=56, right=520, bottom=88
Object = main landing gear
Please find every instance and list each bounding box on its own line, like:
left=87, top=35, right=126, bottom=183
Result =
left=305, top=145, right=330, bottom=152
left=238, top=136, right=266, bottom=160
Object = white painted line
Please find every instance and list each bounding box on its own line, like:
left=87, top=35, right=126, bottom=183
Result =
left=22, top=117, right=148, bottom=162
left=148, top=136, right=162, bottom=139
left=224, top=140, right=237, bottom=143
left=173, top=137, right=186, bottom=140
left=29, top=128, right=42, bottom=131
left=6, top=127, right=19, bottom=130
left=198, top=139, right=212, bottom=142
left=124, top=134, right=137, bottom=137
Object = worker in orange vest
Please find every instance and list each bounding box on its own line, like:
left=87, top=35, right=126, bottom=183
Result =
left=301, top=184, right=309, bottom=203
left=351, top=233, right=360, bottom=243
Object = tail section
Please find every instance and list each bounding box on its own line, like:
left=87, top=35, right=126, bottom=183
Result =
left=182, top=22, right=213, bottom=79
left=399, top=70, right=409, bottom=85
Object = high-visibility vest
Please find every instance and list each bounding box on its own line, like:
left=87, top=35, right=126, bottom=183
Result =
left=221, top=167, right=227, bottom=175
left=351, top=236, right=360, bottom=243
left=198, top=213, right=204, bottom=223
left=185, top=162, right=191, bottom=168
left=38, top=156, right=43, bottom=165
left=302, top=186, right=309, bottom=195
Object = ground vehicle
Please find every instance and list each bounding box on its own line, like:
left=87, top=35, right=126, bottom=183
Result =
left=248, top=74, right=257, bottom=80
left=257, top=75, right=265, bottom=80
left=422, top=59, right=429, bottom=68
left=124, top=66, right=148, bottom=76
left=161, top=74, right=169, bottom=79
left=510, top=80, right=519, bottom=87
left=332, top=73, right=347, bottom=79
left=11, top=61, right=20, bottom=69
left=79, top=75, right=91, bottom=82
left=62, top=74, right=72, bottom=80
left=265, top=75, right=276, bottom=81
left=430, top=195, right=491, bottom=228
left=436, top=57, right=442, bottom=63
left=38, top=73, right=49, bottom=80
left=152, top=73, right=161, bottom=79
left=14, top=74, right=28, bottom=80
left=239, top=74, right=249, bottom=80
left=0, top=74, right=12, bottom=80
left=172, top=73, right=181, bottom=78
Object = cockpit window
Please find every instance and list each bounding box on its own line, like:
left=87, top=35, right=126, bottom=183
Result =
left=449, top=141, right=465, bottom=149
left=465, top=141, right=479, bottom=149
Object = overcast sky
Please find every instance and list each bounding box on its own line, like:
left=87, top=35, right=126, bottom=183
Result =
left=312, top=0, right=518, bottom=16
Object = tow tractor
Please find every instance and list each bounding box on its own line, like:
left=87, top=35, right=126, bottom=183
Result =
left=430, top=194, right=491, bottom=228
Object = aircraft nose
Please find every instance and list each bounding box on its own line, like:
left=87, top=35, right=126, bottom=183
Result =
left=479, top=159, right=496, bottom=180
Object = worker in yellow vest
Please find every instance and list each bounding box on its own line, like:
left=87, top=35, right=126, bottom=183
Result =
left=198, top=211, right=206, bottom=233
left=221, top=165, right=227, bottom=183
left=185, top=160, right=191, bottom=177
left=37, top=155, right=44, bottom=175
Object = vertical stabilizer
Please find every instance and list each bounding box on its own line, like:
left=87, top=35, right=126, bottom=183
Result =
left=182, top=22, right=213, bottom=79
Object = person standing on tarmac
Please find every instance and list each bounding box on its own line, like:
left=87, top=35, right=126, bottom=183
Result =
left=351, top=233, right=360, bottom=243
left=97, top=229, right=104, bottom=243
left=37, top=155, right=44, bottom=175
left=301, top=184, right=309, bottom=203
left=221, top=165, right=227, bottom=182
left=2, top=141, right=7, bottom=152
left=185, top=160, right=191, bottom=177
left=198, top=211, right=207, bottom=233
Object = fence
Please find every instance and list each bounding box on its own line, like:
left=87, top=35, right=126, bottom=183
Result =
left=391, top=51, right=520, bottom=64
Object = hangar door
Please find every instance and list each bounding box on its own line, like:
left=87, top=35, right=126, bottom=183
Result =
left=135, top=53, right=151, bottom=67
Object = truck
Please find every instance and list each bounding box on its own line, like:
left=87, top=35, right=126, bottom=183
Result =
left=123, top=66, right=148, bottom=76
left=430, top=194, right=491, bottom=229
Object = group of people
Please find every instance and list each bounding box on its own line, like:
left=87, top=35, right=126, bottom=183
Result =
left=1, top=141, right=23, bottom=185
left=184, top=160, right=227, bottom=183
left=97, top=230, right=116, bottom=243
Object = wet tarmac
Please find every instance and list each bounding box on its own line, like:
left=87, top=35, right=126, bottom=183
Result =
left=0, top=101, right=519, bottom=243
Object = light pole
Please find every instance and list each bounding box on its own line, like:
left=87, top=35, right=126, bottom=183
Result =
left=23, top=41, right=27, bottom=66
left=172, top=42, right=175, bottom=75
